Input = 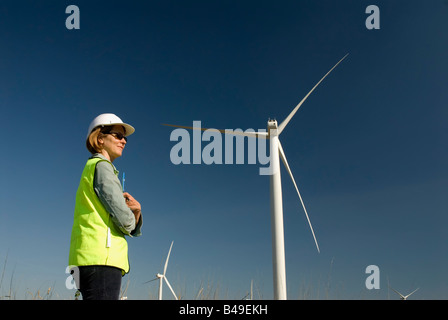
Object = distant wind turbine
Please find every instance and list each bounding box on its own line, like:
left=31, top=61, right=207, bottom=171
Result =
left=144, top=241, right=178, bottom=300
left=389, top=286, right=419, bottom=300
left=242, top=280, right=253, bottom=300
left=164, top=53, right=348, bottom=300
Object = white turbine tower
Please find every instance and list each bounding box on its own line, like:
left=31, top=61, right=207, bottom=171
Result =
left=164, top=54, right=348, bottom=300
left=390, top=286, right=419, bottom=300
left=144, top=241, right=178, bottom=300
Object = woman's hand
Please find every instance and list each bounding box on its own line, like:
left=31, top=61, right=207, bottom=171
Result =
left=123, top=192, right=141, bottom=223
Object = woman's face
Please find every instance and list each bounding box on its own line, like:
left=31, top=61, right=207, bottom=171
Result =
left=98, top=125, right=127, bottom=162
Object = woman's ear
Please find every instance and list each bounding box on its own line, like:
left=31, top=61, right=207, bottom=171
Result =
left=97, top=135, right=104, bottom=146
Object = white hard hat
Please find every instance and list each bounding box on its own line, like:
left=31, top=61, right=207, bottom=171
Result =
left=86, top=113, right=135, bottom=139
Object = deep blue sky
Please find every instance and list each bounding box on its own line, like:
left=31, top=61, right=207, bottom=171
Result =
left=0, top=1, right=447, bottom=299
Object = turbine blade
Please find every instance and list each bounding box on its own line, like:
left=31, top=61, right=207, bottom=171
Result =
left=142, top=277, right=158, bottom=284
left=278, top=53, right=349, bottom=135
left=389, top=286, right=406, bottom=299
left=162, top=123, right=223, bottom=133
left=163, top=241, right=174, bottom=276
left=164, top=277, right=179, bottom=300
left=162, top=123, right=268, bottom=139
left=278, top=140, right=320, bottom=253
left=405, top=288, right=419, bottom=298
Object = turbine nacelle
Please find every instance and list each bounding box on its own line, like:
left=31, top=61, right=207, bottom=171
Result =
left=267, top=119, right=278, bottom=127
left=267, top=119, right=279, bottom=135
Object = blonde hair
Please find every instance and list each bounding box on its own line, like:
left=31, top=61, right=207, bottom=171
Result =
left=86, top=127, right=105, bottom=154
left=86, top=125, right=127, bottom=154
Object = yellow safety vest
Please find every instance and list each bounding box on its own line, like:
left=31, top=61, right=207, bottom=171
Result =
left=69, top=157, right=129, bottom=274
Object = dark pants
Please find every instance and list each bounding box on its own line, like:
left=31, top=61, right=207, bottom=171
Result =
left=76, top=265, right=123, bottom=300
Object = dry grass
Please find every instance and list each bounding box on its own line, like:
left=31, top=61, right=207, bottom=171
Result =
left=25, top=286, right=55, bottom=300
left=0, top=252, right=56, bottom=300
left=1, top=251, right=343, bottom=300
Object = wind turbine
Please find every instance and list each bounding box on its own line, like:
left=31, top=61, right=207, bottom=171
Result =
left=144, top=241, right=178, bottom=300
left=242, top=280, right=253, bottom=300
left=389, top=286, right=419, bottom=300
left=164, top=54, right=348, bottom=299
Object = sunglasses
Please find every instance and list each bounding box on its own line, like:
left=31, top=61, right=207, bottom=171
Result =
left=103, top=130, right=128, bottom=142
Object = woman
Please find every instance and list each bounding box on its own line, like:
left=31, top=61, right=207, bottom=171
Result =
left=69, top=113, right=143, bottom=300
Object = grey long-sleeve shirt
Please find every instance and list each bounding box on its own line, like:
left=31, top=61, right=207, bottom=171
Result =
left=92, top=154, right=142, bottom=237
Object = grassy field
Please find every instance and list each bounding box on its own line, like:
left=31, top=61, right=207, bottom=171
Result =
left=0, top=253, right=392, bottom=300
